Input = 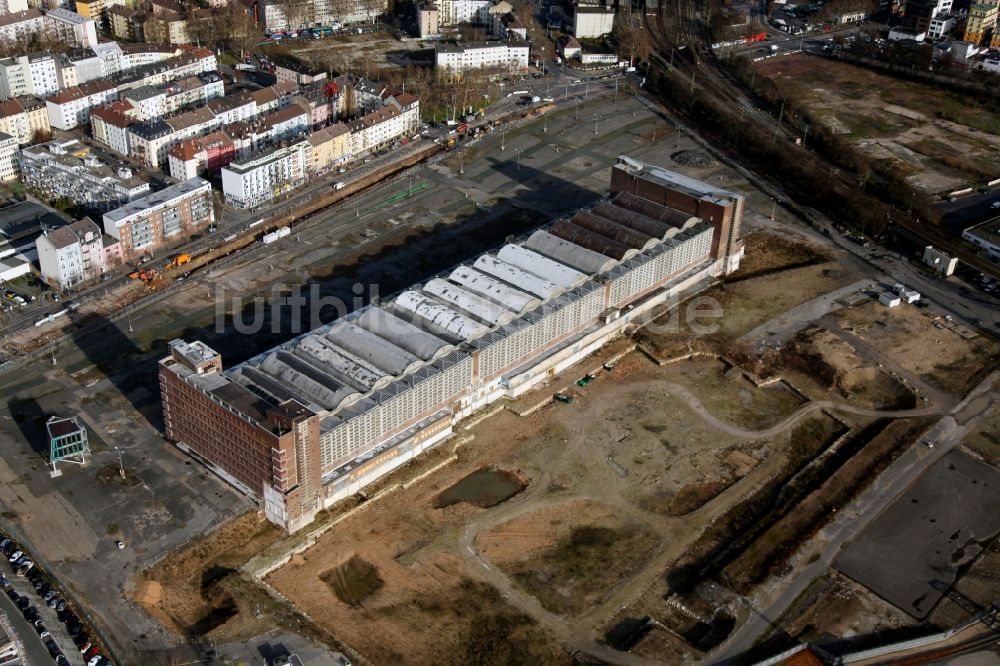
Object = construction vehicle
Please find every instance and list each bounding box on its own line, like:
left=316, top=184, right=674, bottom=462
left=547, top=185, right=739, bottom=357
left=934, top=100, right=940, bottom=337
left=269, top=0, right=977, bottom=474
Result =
left=166, top=254, right=192, bottom=269
left=128, top=268, right=159, bottom=283
left=553, top=393, right=574, bottom=404
left=576, top=374, right=594, bottom=387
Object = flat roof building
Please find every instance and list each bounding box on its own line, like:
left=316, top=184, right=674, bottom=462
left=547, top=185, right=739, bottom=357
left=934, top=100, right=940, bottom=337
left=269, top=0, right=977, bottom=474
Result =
left=160, top=158, right=744, bottom=532
left=103, top=176, right=212, bottom=260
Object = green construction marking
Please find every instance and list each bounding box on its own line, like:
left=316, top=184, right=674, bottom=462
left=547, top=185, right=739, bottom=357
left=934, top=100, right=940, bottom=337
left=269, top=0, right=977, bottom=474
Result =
left=370, top=182, right=432, bottom=210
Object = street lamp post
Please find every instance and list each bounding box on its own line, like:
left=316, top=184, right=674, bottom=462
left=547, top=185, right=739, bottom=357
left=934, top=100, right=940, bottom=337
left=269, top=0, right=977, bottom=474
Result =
left=770, top=197, right=777, bottom=220
left=516, top=148, right=521, bottom=169
left=593, top=114, right=599, bottom=135
left=114, top=446, right=124, bottom=478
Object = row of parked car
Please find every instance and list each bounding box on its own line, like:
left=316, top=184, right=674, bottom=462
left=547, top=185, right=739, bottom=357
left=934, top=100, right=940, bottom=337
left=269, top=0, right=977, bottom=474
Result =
left=0, top=537, right=112, bottom=666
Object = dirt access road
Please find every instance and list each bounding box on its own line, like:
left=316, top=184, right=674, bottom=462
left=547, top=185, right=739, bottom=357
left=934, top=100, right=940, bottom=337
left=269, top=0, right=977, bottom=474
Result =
left=453, top=368, right=947, bottom=665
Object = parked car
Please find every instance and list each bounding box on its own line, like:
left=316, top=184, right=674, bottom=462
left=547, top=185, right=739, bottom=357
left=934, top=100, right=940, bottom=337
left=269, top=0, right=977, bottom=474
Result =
left=33, top=622, right=46, bottom=635
left=43, top=590, right=57, bottom=602
left=73, top=632, right=90, bottom=648
left=47, top=596, right=61, bottom=608
left=88, top=656, right=103, bottom=666
left=8, top=550, right=22, bottom=562
left=56, top=600, right=67, bottom=611
left=55, top=656, right=70, bottom=666
left=15, top=596, right=29, bottom=610
left=83, top=646, right=99, bottom=660
left=23, top=606, right=38, bottom=621
left=78, top=643, right=92, bottom=654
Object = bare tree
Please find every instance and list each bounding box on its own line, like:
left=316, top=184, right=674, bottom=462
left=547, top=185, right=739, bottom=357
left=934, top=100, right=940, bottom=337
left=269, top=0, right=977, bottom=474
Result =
left=613, top=10, right=650, bottom=65
left=225, top=3, right=263, bottom=58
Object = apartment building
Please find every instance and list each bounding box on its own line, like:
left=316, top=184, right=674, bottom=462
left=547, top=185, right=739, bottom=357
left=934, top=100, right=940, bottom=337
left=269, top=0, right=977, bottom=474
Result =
left=261, top=104, right=309, bottom=143
left=127, top=118, right=172, bottom=168
left=0, top=131, right=16, bottom=181
left=108, top=5, right=145, bottom=40
left=20, top=138, right=150, bottom=210
left=166, top=130, right=235, bottom=180
left=36, top=216, right=122, bottom=288
left=434, top=41, right=530, bottom=73
left=144, top=10, right=192, bottom=44
left=124, top=86, right=166, bottom=121
left=89, top=101, right=135, bottom=154
left=436, top=0, right=490, bottom=25
left=274, top=60, right=327, bottom=87
left=162, top=72, right=223, bottom=113
left=0, top=95, right=48, bottom=144
left=417, top=2, right=437, bottom=36
left=306, top=122, right=350, bottom=173
left=260, top=0, right=384, bottom=30
left=964, top=1, right=997, bottom=44
left=0, top=0, right=28, bottom=15
left=0, top=9, right=44, bottom=44
left=45, top=79, right=117, bottom=130
left=221, top=141, right=307, bottom=208
left=102, top=176, right=213, bottom=259
left=387, top=92, right=419, bottom=135
left=110, top=48, right=216, bottom=93
left=347, top=105, right=405, bottom=157
left=0, top=54, right=61, bottom=100
left=74, top=0, right=104, bottom=20
left=248, top=81, right=298, bottom=115
left=44, top=8, right=98, bottom=48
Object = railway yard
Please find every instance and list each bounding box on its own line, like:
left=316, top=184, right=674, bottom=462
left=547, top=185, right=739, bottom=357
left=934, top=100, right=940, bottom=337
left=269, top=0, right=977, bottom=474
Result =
left=1, top=3, right=1000, bottom=660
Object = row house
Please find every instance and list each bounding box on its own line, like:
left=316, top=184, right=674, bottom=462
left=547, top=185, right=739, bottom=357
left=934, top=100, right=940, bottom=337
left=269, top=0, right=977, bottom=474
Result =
left=0, top=95, right=48, bottom=144
left=45, top=79, right=117, bottom=130
left=36, top=217, right=122, bottom=289
left=102, top=176, right=213, bottom=260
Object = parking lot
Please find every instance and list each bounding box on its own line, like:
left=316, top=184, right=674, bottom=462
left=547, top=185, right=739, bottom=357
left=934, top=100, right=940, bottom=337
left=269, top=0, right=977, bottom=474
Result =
left=0, top=535, right=102, bottom=665
left=835, top=451, right=1000, bottom=619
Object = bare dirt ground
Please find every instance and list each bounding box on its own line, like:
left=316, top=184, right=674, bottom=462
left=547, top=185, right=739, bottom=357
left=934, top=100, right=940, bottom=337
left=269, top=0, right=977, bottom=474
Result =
left=263, top=32, right=428, bottom=73
left=756, top=54, right=1000, bottom=193
left=833, top=300, right=999, bottom=396
left=775, top=571, right=915, bottom=641
left=134, top=230, right=998, bottom=664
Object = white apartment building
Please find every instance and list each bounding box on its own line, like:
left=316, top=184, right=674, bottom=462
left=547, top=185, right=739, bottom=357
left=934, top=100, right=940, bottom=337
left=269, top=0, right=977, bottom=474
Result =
left=434, top=41, right=530, bottom=73
left=437, top=0, right=490, bottom=25
left=46, top=79, right=118, bottom=130
left=0, top=54, right=61, bottom=100
left=0, top=0, right=28, bottom=15
left=928, top=15, right=957, bottom=38
left=348, top=105, right=405, bottom=157
left=125, top=86, right=167, bottom=121
left=44, top=8, right=98, bottom=48
left=262, top=0, right=384, bottom=30
left=221, top=141, right=307, bottom=208
left=89, top=103, right=134, bottom=155
left=36, top=217, right=122, bottom=288
left=0, top=131, right=16, bottom=181
left=0, top=9, right=44, bottom=44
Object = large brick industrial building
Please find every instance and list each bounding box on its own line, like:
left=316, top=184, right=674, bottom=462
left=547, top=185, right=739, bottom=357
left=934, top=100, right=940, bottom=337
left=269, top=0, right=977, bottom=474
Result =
left=159, top=157, right=746, bottom=532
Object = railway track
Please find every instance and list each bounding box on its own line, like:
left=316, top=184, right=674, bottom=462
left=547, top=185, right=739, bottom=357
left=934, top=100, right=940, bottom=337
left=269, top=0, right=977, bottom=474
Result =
left=642, top=0, right=1000, bottom=281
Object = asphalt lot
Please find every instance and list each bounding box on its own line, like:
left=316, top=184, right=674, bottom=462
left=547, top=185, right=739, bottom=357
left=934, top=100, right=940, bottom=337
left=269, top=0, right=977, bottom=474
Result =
left=835, top=451, right=1000, bottom=620
left=0, top=88, right=681, bottom=664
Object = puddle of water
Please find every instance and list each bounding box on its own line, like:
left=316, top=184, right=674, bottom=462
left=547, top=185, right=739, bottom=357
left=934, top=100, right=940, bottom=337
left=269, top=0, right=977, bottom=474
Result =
left=435, top=469, right=525, bottom=508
